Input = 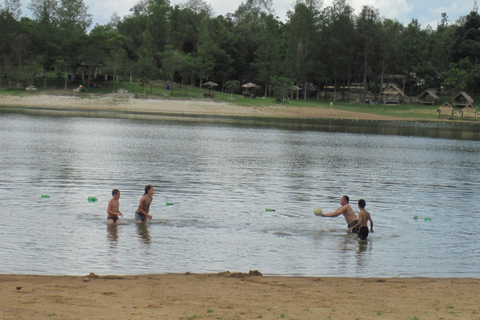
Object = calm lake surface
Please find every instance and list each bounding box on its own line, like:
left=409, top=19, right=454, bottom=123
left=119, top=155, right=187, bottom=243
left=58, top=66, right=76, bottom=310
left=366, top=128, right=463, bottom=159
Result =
left=1, top=112, right=479, bottom=278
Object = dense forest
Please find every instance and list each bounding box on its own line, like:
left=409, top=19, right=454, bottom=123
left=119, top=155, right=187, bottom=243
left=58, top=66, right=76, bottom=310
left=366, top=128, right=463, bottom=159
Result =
left=1, top=0, right=480, bottom=100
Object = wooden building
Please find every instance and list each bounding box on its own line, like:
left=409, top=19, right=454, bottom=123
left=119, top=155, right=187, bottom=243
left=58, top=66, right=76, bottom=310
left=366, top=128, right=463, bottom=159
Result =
left=418, top=90, right=439, bottom=105
left=381, top=83, right=406, bottom=104
left=452, top=92, right=474, bottom=108
left=436, top=102, right=456, bottom=119
left=459, top=104, right=478, bottom=120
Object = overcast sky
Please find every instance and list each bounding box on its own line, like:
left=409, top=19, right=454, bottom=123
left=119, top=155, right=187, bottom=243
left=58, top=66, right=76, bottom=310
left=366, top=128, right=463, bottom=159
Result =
left=19, top=0, right=476, bottom=29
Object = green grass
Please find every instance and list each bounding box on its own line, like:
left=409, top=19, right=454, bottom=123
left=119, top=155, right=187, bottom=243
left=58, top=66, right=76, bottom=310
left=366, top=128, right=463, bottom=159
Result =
left=2, top=77, right=479, bottom=122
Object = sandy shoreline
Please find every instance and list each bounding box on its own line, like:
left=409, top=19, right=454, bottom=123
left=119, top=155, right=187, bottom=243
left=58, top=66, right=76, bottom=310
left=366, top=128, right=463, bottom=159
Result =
left=2, top=273, right=479, bottom=319
left=0, top=93, right=407, bottom=121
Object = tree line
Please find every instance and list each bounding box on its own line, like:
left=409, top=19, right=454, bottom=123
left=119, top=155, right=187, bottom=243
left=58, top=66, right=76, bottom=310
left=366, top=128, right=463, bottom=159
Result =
left=1, top=0, right=480, bottom=100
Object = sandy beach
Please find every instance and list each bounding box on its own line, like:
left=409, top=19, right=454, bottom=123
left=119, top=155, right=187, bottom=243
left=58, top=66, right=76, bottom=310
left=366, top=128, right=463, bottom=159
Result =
left=1, top=273, right=479, bottom=319
left=0, top=93, right=404, bottom=121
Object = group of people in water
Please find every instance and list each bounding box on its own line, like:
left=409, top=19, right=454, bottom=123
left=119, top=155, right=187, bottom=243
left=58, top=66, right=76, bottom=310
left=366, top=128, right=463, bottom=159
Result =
left=320, top=195, right=374, bottom=240
left=107, top=186, right=373, bottom=240
left=106, top=185, right=154, bottom=224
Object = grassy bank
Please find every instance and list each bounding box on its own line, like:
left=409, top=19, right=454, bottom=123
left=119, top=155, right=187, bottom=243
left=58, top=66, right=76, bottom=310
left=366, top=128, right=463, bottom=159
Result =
left=0, top=78, right=476, bottom=122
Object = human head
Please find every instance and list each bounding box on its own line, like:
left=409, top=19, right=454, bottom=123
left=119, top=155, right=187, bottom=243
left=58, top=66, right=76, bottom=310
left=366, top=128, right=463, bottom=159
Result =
left=112, top=189, right=120, bottom=198
left=340, top=195, right=349, bottom=205
left=358, top=199, right=366, bottom=209
left=144, top=184, right=154, bottom=195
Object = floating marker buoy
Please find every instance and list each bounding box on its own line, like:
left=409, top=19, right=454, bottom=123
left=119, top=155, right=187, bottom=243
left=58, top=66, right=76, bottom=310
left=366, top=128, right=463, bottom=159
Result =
left=424, top=217, right=431, bottom=221
left=265, top=208, right=275, bottom=212
left=88, top=197, right=98, bottom=202
left=413, top=215, right=418, bottom=219
left=41, top=195, right=50, bottom=198
left=166, top=202, right=174, bottom=206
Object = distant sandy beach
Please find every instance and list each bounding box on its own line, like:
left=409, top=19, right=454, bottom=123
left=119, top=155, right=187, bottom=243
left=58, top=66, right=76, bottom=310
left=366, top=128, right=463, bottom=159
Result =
left=1, top=273, right=479, bottom=319
left=0, top=93, right=404, bottom=121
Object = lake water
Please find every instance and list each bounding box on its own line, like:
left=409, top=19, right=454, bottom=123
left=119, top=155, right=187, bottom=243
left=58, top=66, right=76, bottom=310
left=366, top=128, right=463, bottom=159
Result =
left=1, top=111, right=479, bottom=278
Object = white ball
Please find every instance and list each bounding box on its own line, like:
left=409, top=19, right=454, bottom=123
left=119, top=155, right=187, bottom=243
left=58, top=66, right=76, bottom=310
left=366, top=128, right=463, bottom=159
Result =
left=313, top=207, right=323, bottom=216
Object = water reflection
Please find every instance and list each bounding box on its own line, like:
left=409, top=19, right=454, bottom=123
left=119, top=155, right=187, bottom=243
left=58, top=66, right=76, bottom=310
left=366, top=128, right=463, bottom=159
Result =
left=355, top=241, right=371, bottom=271
left=1, top=107, right=479, bottom=141
left=136, top=224, right=151, bottom=245
left=107, top=224, right=119, bottom=246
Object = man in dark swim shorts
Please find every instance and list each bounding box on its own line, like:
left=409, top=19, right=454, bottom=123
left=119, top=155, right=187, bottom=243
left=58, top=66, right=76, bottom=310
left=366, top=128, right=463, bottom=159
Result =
left=348, top=199, right=374, bottom=240
left=347, top=220, right=360, bottom=233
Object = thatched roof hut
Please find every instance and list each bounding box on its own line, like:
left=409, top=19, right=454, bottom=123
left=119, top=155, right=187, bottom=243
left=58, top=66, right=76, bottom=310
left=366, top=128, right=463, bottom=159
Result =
left=459, top=104, right=478, bottom=120
left=437, top=102, right=455, bottom=119
left=381, top=83, right=406, bottom=104
left=452, top=92, right=474, bottom=108
left=418, top=90, right=439, bottom=105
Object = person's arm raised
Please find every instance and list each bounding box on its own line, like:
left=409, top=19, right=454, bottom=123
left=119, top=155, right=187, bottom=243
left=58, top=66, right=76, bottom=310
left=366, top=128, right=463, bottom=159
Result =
left=321, top=205, right=345, bottom=218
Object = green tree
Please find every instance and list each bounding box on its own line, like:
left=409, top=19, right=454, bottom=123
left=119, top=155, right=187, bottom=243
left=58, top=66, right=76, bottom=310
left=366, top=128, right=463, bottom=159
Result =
left=27, top=0, right=58, bottom=88
left=4, top=0, right=22, bottom=20
left=442, top=59, right=471, bottom=92
left=225, top=79, right=240, bottom=98
left=56, top=0, right=92, bottom=83
left=356, top=5, right=381, bottom=101
left=450, top=11, right=480, bottom=64
left=158, top=44, right=184, bottom=93
left=251, top=13, right=282, bottom=97
left=270, top=75, right=292, bottom=102
left=319, top=0, right=356, bottom=101
left=136, top=43, right=157, bottom=96
left=399, top=19, right=430, bottom=96
left=209, top=16, right=235, bottom=91
left=194, top=18, right=215, bottom=88
left=284, top=0, right=320, bottom=100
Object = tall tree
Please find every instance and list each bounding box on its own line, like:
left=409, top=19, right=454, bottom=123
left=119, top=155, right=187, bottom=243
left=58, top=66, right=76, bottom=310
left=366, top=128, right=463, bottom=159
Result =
left=450, top=11, right=480, bottom=64
left=356, top=5, right=381, bottom=101
left=430, top=13, right=455, bottom=84
left=4, top=0, right=22, bottom=20
left=136, top=32, right=157, bottom=96
left=400, top=19, right=429, bottom=95
left=319, top=0, right=355, bottom=101
left=284, top=0, right=320, bottom=100
left=56, top=0, right=92, bottom=82
left=28, top=0, right=58, bottom=88
left=251, top=13, right=282, bottom=96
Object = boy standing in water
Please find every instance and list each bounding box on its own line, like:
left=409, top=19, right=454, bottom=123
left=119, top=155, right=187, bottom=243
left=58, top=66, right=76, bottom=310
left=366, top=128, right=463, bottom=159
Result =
left=135, top=185, right=154, bottom=223
left=348, top=199, right=374, bottom=240
left=107, top=189, right=123, bottom=224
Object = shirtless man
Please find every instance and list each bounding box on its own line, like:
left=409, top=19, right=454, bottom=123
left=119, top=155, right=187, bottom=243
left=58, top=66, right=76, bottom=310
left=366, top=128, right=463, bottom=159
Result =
left=348, top=199, right=374, bottom=240
left=321, top=195, right=360, bottom=233
left=107, top=189, right=123, bottom=224
left=135, top=185, right=154, bottom=223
